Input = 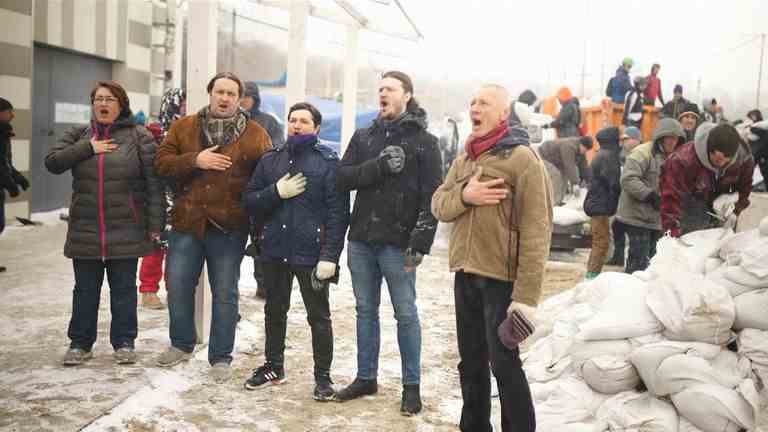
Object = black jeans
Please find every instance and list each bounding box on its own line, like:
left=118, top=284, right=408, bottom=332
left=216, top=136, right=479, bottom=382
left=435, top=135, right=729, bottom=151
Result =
left=624, top=225, right=661, bottom=274
left=262, top=261, right=332, bottom=378
left=68, top=258, right=138, bottom=351
left=454, top=272, right=535, bottom=432
left=611, top=219, right=627, bottom=258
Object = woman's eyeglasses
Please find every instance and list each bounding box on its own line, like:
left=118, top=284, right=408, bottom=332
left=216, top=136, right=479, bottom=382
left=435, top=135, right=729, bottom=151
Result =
left=93, top=97, right=118, bottom=104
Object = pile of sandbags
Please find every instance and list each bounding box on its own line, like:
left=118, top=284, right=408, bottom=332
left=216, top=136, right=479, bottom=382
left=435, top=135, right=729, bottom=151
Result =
left=525, top=216, right=768, bottom=431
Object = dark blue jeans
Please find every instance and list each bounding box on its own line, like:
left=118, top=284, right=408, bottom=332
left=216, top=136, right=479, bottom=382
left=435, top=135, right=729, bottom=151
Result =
left=347, top=241, right=421, bottom=385
left=166, top=228, right=247, bottom=365
left=68, top=258, right=139, bottom=351
left=624, top=225, right=661, bottom=274
left=0, top=192, right=5, bottom=234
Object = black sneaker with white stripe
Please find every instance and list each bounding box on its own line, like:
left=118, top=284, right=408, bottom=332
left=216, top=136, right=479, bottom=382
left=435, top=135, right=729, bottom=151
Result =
left=244, top=363, right=286, bottom=390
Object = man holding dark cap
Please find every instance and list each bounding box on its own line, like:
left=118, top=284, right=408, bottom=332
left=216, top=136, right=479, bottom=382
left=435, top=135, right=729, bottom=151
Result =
left=432, top=84, right=552, bottom=432
left=0, top=97, right=30, bottom=272
left=660, top=122, right=754, bottom=236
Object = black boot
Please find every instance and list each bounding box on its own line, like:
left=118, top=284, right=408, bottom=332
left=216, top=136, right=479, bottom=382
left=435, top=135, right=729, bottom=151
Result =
left=400, top=384, right=422, bottom=416
left=314, top=373, right=335, bottom=402
left=334, top=378, right=377, bottom=402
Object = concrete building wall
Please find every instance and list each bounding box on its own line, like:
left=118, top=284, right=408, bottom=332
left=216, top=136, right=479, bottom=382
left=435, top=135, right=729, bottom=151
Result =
left=0, top=0, right=34, bottom=219
left=0, top=0, right=162, bottom=220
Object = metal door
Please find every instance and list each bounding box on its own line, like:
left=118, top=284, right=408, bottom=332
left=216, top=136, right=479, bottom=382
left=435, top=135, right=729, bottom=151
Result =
left=31, top=45, right=112, bottom=212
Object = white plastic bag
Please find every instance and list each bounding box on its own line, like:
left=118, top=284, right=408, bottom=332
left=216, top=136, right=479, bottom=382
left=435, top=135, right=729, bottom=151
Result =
left=733, top=289, right=768, bottom=330
left=646, top=273, right=735, bottom=345
left=553, top=206, right=589, bottom=226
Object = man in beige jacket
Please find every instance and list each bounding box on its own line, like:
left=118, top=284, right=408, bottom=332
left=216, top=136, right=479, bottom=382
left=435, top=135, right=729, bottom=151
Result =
left=432, top=84, right=552, bottom=432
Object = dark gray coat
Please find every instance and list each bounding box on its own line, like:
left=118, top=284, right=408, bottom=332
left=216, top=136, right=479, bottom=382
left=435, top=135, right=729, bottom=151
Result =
left=45, top=117, right=164, bottom=259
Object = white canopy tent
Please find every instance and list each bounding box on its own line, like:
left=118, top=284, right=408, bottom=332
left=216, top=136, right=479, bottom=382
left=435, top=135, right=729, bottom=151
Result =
left=178, top=0, right=422, bottom=343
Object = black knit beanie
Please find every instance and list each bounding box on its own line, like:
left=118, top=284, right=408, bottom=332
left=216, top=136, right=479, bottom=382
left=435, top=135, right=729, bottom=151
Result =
left=707, top=124, right=742, bottom=157
left=0, top=97, right=13, bottom=112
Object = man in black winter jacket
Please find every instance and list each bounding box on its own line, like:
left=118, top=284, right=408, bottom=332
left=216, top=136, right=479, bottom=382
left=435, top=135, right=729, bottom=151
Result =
left=243, top=102, right=349, bottom=401
left=584, top=127, right=622, bottom=279
left=334, top=71, right=442, bottom=416
left=0, top=98, right=30, bottom=273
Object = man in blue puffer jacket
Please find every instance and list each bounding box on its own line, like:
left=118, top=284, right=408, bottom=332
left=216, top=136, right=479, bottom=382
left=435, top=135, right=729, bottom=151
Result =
left=242, top=102, right=349, bottom=401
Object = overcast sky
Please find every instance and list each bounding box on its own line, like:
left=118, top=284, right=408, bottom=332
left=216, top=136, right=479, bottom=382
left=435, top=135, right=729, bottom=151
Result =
left=232, top=0, right=768, bottom=117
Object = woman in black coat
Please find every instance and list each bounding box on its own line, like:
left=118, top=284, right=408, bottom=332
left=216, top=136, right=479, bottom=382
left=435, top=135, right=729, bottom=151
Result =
left=45, top=81, right=164, bottom=366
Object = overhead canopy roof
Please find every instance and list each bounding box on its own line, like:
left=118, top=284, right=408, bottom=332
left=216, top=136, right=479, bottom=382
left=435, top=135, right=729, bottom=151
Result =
left=246, top=0, right=422, bottom=41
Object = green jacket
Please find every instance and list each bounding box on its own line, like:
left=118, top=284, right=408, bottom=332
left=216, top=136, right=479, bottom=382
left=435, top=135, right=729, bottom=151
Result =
left=616, top=118, right=685, bottom=230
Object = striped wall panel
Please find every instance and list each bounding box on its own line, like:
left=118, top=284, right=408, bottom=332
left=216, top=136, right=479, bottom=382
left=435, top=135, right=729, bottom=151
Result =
left=0, top=3, right=33, bottom=219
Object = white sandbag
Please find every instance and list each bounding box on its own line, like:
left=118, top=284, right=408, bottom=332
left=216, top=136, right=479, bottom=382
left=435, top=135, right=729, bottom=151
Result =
left=532, top=377, right=610, bottom=428
left=679, top=417, right=705, bottom=432
left=706, top=266, right=756, bottom=298
left=760, top=216, right=768, bottom=236
left=733, top=289, right=768, bottom=330
left=531, top=287, right=579, bottom=342
left=719, top=228, right=763, bottom=261
left=630, top=340, right=722, bottom=396
left=704, top=257, right=723, bottom=275
left=654, top=352, right=747, bottom=397
left=679, top=228, right=731, bottom=274
left=725, top=265, right=768, bottom=289
left=649, top=235, right=699, bottom=278
left=581, top=355, right=641, bottom=395
left=553, top=206, right=589, bottom=226
left=523, top=335, right=574, bottom=383
left=595, top=391, right=678, bottom=432
left=570, top=339, right=634, bottom=371
left=672, top=383, right=757, bottom=432
left=738, top=329, right=768, bottom=366
left=629, top=333, right=666, bottom=348
left=646, top=273, right=735, bottom=345
left=577, top=274, right=662, bottom=341
left=740, top=243, right=768, bottom=279
left=632, top=269, right=655, bottom=281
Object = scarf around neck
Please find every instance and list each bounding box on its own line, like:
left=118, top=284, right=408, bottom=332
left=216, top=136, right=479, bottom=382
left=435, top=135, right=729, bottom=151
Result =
left=199, top=106, right=248, bottom=148
left=286, top=134, right=318, bottom=154
left=465, top=121, right=509, bottom=160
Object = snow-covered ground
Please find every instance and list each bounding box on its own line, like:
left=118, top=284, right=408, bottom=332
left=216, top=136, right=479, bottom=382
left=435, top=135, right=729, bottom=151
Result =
left=0, top=220, right=588, bottom=431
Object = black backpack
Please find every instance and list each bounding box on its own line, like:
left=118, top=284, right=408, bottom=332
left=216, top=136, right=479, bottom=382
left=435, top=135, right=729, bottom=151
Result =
left=605, top=77, right=615, bottom=97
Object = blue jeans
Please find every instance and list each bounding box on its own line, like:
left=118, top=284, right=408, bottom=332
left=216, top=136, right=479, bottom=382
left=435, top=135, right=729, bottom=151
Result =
left=68, top=258, right=138, bottom=351
left=166, top=228, right=247, bottom=365
left=347, top=241, right=421, bottom=385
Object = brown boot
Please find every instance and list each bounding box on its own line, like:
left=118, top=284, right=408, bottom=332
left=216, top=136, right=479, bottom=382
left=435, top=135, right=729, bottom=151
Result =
left=142, top=292, right=165, bottom=309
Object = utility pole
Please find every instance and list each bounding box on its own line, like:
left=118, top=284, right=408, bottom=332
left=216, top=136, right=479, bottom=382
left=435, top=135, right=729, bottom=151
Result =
left=229, top=8, right=236, bottom=71
left=758, top=33, right=765, bottom=108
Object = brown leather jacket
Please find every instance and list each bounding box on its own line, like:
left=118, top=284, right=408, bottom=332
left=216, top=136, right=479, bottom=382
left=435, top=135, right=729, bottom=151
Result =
left=155, top=113, right=271, bottom=238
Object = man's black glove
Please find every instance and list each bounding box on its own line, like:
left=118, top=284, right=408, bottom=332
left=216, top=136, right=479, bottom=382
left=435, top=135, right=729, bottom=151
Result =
left=404, top=247, right=424, bottom=271
left=645, top=191, right=661, bottom=211
left=12, top=171, right=29, bottom=190
left=2, top=179, right=19, bottom=197
left=379, top=145, right=406, bottom=174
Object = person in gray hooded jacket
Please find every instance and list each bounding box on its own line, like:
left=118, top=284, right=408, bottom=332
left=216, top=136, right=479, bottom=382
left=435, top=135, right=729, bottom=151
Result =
left=616, top=118, right=686, bottom=274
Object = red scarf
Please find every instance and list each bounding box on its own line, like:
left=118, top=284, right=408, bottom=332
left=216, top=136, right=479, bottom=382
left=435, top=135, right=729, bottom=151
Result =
left=465, top=122, right=509, bottom=160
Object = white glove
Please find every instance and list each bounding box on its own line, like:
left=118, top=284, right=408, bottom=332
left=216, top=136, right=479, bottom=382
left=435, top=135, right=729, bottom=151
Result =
left=507, top=301, right=537, bottom=324
left=276, top=173, right=306, bottom=199
left=315, top=260, right=336, bottom=280
left=572, top=185, right=581, bottom=198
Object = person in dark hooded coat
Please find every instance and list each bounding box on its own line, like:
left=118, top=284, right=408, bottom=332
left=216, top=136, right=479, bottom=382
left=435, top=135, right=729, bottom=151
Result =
left=584, top=127, right=622, bottom=279
left=242, top=81, right=285, bottom=149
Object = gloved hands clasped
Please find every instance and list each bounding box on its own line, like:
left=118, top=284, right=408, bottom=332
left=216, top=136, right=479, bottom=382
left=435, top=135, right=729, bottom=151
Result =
left=379, top=145, right=406, bottom=174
